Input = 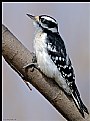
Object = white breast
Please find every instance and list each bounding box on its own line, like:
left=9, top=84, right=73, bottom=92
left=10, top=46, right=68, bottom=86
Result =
left=34, top=30, right=57, bottom=78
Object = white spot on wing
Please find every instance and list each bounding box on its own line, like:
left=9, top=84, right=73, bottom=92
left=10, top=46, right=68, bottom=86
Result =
left=62, top=71, right=65, bottom=76
left=54, top=59, right=56, bottom=63
left=59, top=57, right=61, bottom=61
left=60, top=65, right=63, bottom=67
left=69, top=66, right=71, bottom=69
left=56, top=57, right=58, bottom=60
left=48, top=44, right=52, bottom=50
left=48, top=44, right=57, bottom=52
left=53, top=48, right=57, bottom=52
left=67, top=73, right=72, bottom=77
left=58, top=67, right=60, bottom=71
left=62, top=58, right=65, bottom=61
left=63, top=65, right=67, bottom=69
left=64, top=73, right=67, bottom=76
left=73, top=76, right=75, bottom=79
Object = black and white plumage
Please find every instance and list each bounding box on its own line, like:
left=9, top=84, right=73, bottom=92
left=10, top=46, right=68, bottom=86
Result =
left=26, top=14, right=89, bottom=118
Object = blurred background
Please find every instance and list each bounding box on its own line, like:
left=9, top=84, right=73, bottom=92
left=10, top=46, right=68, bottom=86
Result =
left=2, top=2, right=90, bottom=121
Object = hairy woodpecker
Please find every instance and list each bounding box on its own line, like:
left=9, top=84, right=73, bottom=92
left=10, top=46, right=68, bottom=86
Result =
left=24, top=14, right=89, bottom=118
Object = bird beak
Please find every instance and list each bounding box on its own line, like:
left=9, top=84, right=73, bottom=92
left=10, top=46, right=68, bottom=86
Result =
left=26, top=14, right=39, bottom=22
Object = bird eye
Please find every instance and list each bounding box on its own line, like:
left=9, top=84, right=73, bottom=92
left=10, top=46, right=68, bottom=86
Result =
left=41, top=18, right=45, bottom=23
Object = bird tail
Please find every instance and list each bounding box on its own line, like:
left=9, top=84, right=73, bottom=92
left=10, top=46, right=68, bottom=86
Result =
left=71, top=83, right=89, bottom=118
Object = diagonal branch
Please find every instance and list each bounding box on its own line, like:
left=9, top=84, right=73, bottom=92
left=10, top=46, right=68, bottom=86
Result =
left=2, top=24, right=90, bottom=121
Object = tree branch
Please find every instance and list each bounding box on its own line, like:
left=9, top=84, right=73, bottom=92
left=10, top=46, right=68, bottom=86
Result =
left=2, top=24, right=90, bottom=121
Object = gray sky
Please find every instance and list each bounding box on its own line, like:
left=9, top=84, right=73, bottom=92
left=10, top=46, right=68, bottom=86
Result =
left=2, top=2, right=90, bottom=121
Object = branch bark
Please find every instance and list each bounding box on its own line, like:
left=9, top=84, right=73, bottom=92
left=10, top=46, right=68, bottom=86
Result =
left=2, top=24, right=90, bottom=121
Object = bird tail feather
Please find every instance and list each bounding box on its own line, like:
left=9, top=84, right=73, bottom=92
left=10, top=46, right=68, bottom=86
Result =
left=71, top=83, right=89, bottom=118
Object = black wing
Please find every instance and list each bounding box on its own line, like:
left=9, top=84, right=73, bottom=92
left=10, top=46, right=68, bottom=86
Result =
left=46, top=31, right=75, bottom=83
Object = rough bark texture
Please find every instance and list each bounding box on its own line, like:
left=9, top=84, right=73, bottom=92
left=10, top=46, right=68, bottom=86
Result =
left=2, top=24, right=90, bottom=121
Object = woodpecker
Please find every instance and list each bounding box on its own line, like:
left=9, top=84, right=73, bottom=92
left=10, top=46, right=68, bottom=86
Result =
left=24, top=14, right=89, bottom=118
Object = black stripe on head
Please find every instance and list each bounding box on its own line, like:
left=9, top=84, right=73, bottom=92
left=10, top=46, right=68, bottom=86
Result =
left=39, top=15, right=58, bottom=29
